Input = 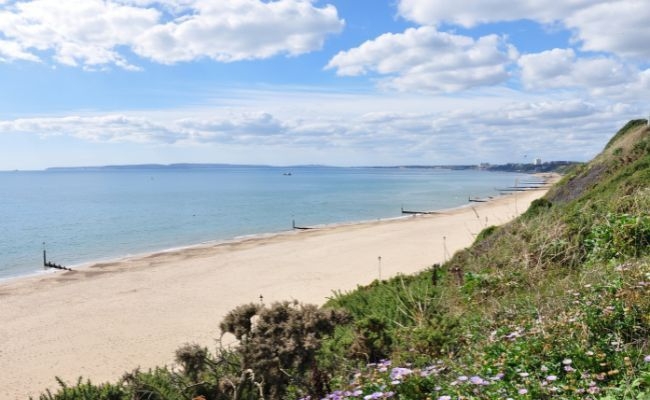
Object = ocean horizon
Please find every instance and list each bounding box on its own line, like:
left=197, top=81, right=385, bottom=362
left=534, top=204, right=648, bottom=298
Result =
left=0, top=165, right=531, bottom=281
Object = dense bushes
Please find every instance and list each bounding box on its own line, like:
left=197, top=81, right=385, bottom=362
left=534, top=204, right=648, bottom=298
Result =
left=585, top=213, right=650, bottom=261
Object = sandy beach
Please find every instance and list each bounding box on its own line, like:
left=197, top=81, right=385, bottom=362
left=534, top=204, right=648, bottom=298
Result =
left=0, top=180, right=554, bottom=399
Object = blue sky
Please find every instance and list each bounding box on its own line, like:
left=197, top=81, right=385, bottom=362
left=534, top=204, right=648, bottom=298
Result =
left=0, top=0, right=649, bottom=170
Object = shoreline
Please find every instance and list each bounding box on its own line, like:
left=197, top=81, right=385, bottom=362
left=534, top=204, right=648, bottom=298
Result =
left=1, top=195, right=512, bottom=286
left=0, top=175, right=557, bottom=399
left=0, top=213, right=410, bottom=286
left=0, top=172, right=543, bottom=284
left=0, top=187, right=515, bottom=286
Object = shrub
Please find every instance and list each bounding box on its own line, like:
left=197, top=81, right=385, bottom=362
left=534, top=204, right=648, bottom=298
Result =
left=175, top=343, right=209, bottom=382
left=585, top=214, right=650, bottom=261
left=36, top=377, right=126, bottom=400
left=522, top=198, right=552, bottom=219
left=220, top=301, right=350, bottom=400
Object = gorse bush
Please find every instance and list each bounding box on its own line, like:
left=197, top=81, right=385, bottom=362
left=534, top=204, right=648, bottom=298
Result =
left=175, top=343, right=209, bottom=382
left=220, top=300, right=350, bottom=400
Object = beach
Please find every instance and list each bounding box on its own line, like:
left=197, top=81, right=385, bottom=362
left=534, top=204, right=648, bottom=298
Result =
left=0, top=181, right=553, bottom=399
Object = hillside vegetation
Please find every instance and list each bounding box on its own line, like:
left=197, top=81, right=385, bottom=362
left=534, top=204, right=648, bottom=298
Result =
left=37, top=121, right=650, bottom=400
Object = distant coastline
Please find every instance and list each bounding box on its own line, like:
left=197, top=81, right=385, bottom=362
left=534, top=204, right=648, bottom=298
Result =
left=370, top=160, right=580, bottom=173
left=42, top=161, right=580, bottom=173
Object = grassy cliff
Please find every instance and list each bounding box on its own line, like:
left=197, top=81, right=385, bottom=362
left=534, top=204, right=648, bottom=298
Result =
left=319, top=120, right=650, bottom=399
left=37, top=121, right=650, bottom=399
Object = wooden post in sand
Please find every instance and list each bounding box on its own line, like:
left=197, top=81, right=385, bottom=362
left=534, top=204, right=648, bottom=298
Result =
left=42, top=242, right=46, bottom=268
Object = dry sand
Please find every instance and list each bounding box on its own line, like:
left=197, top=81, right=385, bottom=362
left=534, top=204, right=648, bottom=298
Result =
left=0, top=179, right=554, bottom=399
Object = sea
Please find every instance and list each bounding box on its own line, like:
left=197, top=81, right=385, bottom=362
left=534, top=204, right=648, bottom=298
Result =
left=0, top=165, right=530, bottom=281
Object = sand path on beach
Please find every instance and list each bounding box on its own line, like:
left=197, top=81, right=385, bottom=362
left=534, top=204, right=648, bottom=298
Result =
left=0, top=180, right=554, bottom=399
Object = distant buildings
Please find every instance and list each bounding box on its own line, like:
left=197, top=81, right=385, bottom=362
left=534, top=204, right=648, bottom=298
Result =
left=534, top=158, right=542, bottom=166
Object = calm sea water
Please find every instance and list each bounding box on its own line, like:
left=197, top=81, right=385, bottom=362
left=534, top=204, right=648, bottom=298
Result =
left=0, top=166, right=528, bottom=280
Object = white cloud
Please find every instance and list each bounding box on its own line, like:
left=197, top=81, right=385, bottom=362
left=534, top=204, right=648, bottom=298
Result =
left=133, top=0, right=343, bottom=63
left=396, top=0, right=650, bottom=62
left=326, top=26, right=516, bottom=92
left=0, top=95, right=639, bottom=165
left=396, top=0, right=602, bottom=27
left=0, top=38, right=41, bottom=62
left=0, top=113, right=290, bottom=145
left=0, top=0, right=159, bottom=69
left=518, top=48, right=650, bottom=96
left=566, top=0, right=650, bottom=59
left=2, top=114, right=185, bottom=143
left=0, top=0, right=344, bottom=68
left=518, top=48, right=575, bottom=86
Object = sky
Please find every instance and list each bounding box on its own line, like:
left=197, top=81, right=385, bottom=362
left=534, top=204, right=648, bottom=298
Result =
left=1, top=0, right=649, bottom=170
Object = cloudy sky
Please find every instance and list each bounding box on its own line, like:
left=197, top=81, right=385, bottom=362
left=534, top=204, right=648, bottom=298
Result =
left=1, top=0, right=649, bottom=170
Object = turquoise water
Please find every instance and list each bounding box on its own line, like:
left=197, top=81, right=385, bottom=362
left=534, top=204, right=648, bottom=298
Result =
left=0, top=166, right=527, bottom=280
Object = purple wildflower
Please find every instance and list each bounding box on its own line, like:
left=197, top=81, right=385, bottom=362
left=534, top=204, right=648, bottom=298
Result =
left=546, top=375, right=557, bottom=382
left=437, top=396, right=452, bottom=400
left=470, top=376, right=486, bottom=385
left=390, top=367, right=413, bottom=380
left=518, top=388, right=528, bottom=395
left=644, top=355, right=650, bottom=363
left=491, top=372, right=504, bottom=381
left=587, top=386, right=600, bottom=394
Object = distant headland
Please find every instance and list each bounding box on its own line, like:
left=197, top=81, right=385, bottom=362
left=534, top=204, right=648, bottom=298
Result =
left=44, top=161, right=580, bottom=173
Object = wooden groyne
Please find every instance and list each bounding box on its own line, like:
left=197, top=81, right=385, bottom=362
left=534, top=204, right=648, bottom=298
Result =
left=496, top=185, right=550, bottom=192
left=292, top=220, right=316, bottom=230
left=44, top=261, right=72, bottom=271
left=401, top=207, right=439, bottom=215
left=43, top=249, right=72, bottom=271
